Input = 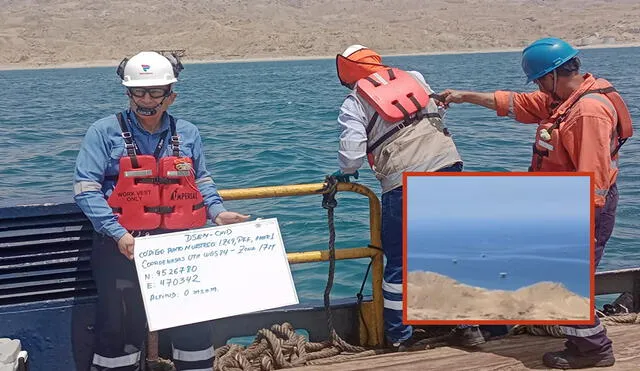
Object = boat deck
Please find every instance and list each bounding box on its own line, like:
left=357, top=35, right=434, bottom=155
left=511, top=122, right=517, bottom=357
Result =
left=298, top=324, right=640, bottom=370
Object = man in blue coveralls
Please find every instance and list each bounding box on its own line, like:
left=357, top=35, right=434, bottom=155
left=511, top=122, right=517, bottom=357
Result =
left=73, top=50, right=249, bottom=371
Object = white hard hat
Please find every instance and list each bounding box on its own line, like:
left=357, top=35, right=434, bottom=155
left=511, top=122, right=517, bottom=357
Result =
left=341, top=44, right=368, bottom=58
left=119, top=51, right=178, bottom=87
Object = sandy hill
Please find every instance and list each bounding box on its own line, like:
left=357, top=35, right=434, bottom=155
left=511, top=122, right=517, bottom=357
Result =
left=1, top=0, right=639, bottom=68
left=407, top=271, right=591, bottom=321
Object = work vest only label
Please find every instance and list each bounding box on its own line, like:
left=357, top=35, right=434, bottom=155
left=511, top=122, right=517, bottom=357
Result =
left=117, top=189, right=153, bottom=202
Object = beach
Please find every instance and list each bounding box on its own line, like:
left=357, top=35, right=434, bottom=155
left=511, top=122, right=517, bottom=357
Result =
left=407, top=271, right=591, bottom=321
left=1, top=42, right=640, bottom=71
left=1, top=0, right=640, bottom=71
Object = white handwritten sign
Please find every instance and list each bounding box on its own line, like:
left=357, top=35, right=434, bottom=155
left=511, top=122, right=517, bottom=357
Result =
left=133, top=218, right=299, bottom=331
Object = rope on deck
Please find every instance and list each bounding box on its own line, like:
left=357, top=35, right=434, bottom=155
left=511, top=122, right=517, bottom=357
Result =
left=211, top=322, right=380, bottom=370
left=600, top=312, right=640, bottom=325
left=209, top=324, right=463, bottom=370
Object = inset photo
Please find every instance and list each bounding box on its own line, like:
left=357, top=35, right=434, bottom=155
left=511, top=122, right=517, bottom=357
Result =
left=403, top=172, right=594, bottom=325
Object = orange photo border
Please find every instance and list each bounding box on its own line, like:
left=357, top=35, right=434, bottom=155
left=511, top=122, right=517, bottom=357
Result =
left=402, top=171, right=595, bottom=326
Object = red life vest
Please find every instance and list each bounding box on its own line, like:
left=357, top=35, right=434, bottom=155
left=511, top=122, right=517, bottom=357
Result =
left=107, top=112, right=207, bottom=231
left=356, top=68, right=444, bottom=167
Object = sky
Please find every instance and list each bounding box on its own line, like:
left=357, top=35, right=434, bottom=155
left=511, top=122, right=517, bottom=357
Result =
left=406, top=175, right=591, bottom=223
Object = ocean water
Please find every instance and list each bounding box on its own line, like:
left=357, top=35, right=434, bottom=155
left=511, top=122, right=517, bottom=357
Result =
left=1, top=47, right=639, bottom=309
left=407, top=220, right=591, bottom=298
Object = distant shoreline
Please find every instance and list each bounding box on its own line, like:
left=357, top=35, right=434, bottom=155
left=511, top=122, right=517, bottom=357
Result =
left=1, top=43, right=639, bottom=72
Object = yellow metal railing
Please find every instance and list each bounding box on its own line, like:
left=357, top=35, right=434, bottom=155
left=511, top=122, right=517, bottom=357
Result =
left=147, top=181, right=384, bottom=362
left=219, top=181, right=384, bottom=347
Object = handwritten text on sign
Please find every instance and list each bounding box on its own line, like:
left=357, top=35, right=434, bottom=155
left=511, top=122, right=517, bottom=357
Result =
left=133, top=218, right=299, bottom=331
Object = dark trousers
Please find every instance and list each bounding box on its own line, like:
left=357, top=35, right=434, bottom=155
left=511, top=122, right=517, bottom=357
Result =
left=559, top=183, right=618, bottom=355
left=90, top=233, right=215, bottom=371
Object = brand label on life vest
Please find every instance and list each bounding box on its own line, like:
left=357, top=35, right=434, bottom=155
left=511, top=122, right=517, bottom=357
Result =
left=170, top=190, right=199, bottom=200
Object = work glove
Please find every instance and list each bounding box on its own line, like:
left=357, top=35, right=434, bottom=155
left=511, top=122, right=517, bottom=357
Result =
left=331, top=169, right=359, bottom=183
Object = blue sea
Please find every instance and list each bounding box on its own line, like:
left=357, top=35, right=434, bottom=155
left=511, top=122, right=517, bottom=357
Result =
left=407, top=219, right=591, bottom=297
left=1, top=47, right=639, bottom=309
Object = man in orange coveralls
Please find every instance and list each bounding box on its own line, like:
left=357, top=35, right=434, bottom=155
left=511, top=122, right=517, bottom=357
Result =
left=437, top=37, right=633, bottom=369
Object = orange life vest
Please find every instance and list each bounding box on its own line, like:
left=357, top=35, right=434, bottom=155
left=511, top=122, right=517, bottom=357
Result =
left=356, top=68, right=445, bottom=167
left=529, top=79, right=633, bottom=173
left=357, top=67, right=433, bottom=123
left=107, top=112, right=207, bottom=231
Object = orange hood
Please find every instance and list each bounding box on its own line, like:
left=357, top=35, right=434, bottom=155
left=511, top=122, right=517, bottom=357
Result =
left=336, top=48, right=387, bottom=86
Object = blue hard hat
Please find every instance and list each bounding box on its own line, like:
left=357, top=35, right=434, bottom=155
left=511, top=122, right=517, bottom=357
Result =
left=521, top=37, right=579, bottom=83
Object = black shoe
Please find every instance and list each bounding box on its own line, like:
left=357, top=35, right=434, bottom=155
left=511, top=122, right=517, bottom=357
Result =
left=542, top=348, right=615, bottom=369
left=389, top=338, right=418, bottom=352
left=447, top=326, right=486, bottom=348
left=387, top=329, right=431, bottom=352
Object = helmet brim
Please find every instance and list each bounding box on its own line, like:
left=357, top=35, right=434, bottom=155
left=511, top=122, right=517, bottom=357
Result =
left=524, top=50, right=579, bottom=83
left=122, top=78, right=177, bottom=87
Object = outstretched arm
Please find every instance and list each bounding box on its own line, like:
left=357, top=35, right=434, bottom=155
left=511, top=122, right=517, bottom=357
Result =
left=438, top=89, right=553, bottom=124
left=440, top=90, right=497, bottom=110
left=337, top=95, right=368, bottom=174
